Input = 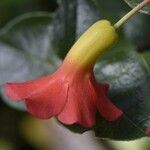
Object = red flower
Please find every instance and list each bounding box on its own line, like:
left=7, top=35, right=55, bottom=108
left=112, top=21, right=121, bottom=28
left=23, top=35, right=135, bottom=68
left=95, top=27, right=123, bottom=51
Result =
left=4, top=20, right=123, bottom=128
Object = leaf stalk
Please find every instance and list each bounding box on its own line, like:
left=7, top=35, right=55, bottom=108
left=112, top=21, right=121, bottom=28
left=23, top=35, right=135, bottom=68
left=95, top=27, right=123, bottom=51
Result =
left=114, top=0, right=150, bottom=29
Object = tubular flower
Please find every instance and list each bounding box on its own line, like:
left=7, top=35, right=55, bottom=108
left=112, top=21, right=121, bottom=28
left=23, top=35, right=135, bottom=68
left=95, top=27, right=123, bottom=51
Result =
left=5, top=20, right=123, bottom=128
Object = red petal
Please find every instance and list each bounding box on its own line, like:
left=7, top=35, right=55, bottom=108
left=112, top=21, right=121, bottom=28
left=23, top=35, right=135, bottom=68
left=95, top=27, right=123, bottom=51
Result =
left=5, top=75, right=52, bottom=101
left=96, top=84, right=123, bottom=121
left=5, top=73, right=69, bottom=119
left=58, top=77, right=96, bottom=128
left=25, top=81, right=68, bottom=119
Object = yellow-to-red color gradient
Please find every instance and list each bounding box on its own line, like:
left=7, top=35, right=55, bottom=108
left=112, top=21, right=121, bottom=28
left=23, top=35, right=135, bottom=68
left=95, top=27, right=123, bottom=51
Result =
left=5, top=20, right=123, bottom=128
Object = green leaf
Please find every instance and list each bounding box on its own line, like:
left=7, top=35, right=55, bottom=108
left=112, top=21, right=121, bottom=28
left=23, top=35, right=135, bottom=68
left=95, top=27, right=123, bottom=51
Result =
left=91, top=0, right=129, bottom=23
left=124, top=0, right=150, bottom=15
left=0, top=0, right=57, bottom=27
left=76, top=0, right=100, bottom=36
left=52, top=0, right=99, bottom=57
left=142, top=51, right=150, bottom=67
left=51, top=0, right=77, bottom=58
left=124, top=13, right=150, bottom=51
left=0, top=12, right=61, bottom=110
left=93, top=38, right=150, bottom=140
left=0, top=0, right=77, bottom=110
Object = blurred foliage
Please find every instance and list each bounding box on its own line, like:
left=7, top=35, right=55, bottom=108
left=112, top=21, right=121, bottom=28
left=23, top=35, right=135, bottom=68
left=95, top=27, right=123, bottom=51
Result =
left=0, top=0, right=150, bottom=149
left=0, top=0, right=58, bottom=28
left=0, top=139, right=13, bottom=150
left=124, top=13, right=150, bottom=51
left=20, top=117, right=53, bottom=150
left=108, top=137, right=150, bottom=150
left=124, top=0, right=150, bottom=14
left=0, top=97, right=35, bottom=150
left=0, top=12, right=60, bottom=110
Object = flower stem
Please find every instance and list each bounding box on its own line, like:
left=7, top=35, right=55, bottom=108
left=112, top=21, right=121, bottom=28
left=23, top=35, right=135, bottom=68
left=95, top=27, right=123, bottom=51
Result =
left=114, top=0, right=150, bottom=29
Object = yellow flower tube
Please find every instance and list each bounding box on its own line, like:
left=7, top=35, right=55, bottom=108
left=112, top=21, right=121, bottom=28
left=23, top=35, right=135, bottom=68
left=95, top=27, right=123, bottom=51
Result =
left=65, top=20, right=118, bottom=69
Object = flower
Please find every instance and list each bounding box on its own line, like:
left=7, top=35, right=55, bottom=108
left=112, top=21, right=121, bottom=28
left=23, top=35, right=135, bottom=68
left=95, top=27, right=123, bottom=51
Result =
left=5, top=20, right=123, bottom=128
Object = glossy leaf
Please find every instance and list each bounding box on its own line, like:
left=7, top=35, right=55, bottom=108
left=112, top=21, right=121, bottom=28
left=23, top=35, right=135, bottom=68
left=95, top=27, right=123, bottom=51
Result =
left=91, top=0, right=129, bottom=22
left=0, top=12, right=61, bottom=109
left=76, top=0, right=99, bottom=37
left=0, top=0, right=77, bottom=110
left=0, top=0, right=58, bottom=27
left=124, top=0, right=150, bottom=14
left=94, top=38, right=150, bottom=140
left=124, top=13, right=150, bottom=51
left=51, top=0, right=77, bottom=58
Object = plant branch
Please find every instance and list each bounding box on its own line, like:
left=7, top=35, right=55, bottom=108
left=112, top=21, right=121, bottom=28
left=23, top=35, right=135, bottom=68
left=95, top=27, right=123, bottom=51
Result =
left=114, top=0, right=150, bottom=29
